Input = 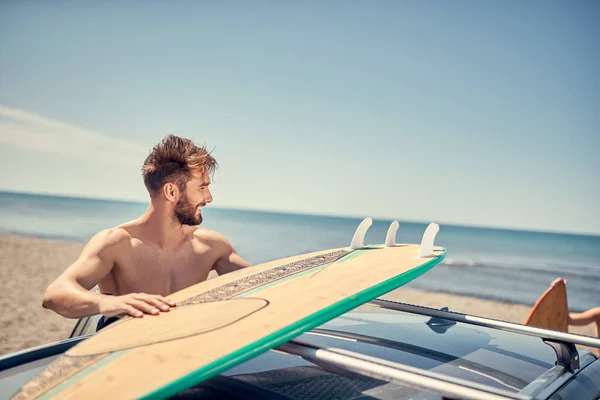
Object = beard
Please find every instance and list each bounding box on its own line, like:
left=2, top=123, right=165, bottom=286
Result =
left=174, top=190, right=203, bottom=226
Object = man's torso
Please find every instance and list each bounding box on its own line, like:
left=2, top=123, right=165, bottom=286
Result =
left=98, top=225, right=218, bottom=297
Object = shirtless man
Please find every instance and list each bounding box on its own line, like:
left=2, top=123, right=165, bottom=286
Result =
left=42, top=135, right=250, bottom=327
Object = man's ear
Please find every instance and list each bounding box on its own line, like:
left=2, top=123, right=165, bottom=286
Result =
left=163, top=183, right=179, bottom=204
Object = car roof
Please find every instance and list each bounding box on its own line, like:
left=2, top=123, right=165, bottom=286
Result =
left=1, top=302, right=599, bottom=399
left=215, top=306, right=553, bottom=394
left=193, top=304, right=599, bottom=399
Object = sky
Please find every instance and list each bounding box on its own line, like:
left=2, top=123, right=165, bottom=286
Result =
left=0, top=1, right=598, bottom=235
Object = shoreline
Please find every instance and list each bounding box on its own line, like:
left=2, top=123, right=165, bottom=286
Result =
left=0, top=234, right=596, bottom=357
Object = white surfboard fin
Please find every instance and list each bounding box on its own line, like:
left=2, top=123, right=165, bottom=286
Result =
left=350, top=217, right=372, bottom=250
left=419, top=223, right=440, bottom=258
left=384, top=221, right=399, bottom=247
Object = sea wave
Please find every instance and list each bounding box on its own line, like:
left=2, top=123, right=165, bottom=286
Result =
left=442, top=255, right=600, bottom=280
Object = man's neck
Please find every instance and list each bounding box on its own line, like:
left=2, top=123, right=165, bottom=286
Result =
left=138, top=203, right=188, bottom=249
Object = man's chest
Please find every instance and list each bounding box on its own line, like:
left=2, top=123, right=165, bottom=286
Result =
left=113, top=244, right=216, bottom=295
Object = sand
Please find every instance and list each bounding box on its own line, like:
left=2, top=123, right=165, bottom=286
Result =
left=0, top=234, right=596, bottom=358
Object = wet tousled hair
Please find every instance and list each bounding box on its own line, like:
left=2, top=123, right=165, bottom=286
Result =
left=142, top=135, right=217, bottom=197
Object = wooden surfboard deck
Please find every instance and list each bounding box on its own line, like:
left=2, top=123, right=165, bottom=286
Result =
left=524, top=278, right=569, bottom=332
left=13, top=220, right=445, bottom=400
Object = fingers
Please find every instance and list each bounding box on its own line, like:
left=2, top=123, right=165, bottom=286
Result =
left=122, top=304, right=144, bottom=318
left=157, top=295, right=176, bottom=307
left=128, top=299, right=161, bottom=316
left=133, top=294, right=175, bottom=312
left=108, top=293, right=176, bottom=319
left=149, top=294, right=176, bottom=310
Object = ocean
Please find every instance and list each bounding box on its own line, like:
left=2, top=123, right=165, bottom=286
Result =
left=0, top=190, right=598, bottom=312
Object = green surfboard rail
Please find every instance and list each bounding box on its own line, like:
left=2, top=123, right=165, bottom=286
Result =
left=141, top=249, right=446, bottom=400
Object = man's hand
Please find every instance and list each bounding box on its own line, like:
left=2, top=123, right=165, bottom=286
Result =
left=98, top=293, right=176, bottom=318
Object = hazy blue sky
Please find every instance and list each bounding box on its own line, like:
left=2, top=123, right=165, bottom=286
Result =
left=0, top=1, right=598, bottom=235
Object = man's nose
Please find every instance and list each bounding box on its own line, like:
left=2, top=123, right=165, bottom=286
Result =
left=205, top=189, right=213, bottom=204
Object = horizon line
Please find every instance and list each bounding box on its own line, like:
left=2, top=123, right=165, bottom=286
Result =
left=1, top=188, right=598, bottom=238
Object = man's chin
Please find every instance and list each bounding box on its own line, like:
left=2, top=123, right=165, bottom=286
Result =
left=181, top=222, right=202, bottom=227
left=174, top=214, right=202, bottom=226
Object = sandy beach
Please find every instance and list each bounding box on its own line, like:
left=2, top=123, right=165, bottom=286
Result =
left=0, top=234, right=596, bottom=358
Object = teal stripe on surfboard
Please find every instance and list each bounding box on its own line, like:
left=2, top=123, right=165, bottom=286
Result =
left=336, top=245, right=377, bottom=263
left=336, top=248, right=365, bottom=263
left=141, top=249, right=446, bottom=400
left=335, top=248, right=364, bottom=263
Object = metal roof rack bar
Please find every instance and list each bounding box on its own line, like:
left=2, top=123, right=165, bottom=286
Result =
left=306, top=328, right=529, bottom=391
left=370, top=299, right=600, bottom=349
left=278, top=340, right=528, bottom=400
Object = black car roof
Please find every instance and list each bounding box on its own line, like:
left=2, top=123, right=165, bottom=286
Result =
left=1, top=300, right=599, bottom=400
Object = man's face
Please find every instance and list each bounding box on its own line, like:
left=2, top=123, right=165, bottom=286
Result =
left=173, top=173, right=213, bottom=226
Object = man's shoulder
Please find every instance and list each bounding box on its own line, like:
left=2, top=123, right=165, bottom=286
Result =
left=88, top=227, right=133, bottom=251
left=191, top=227, right=228, bottom=243
left=191, top=228, right=232, bottom=250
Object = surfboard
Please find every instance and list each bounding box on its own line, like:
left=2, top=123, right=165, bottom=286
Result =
left=12, top=218, right=446, bottom=400
left=524, top=278, right=569, bottom=332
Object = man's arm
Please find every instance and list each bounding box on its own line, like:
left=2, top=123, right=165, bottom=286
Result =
left=207, top=232, right=251, bottom=275
left=42, top=229, right=173, bottom=319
